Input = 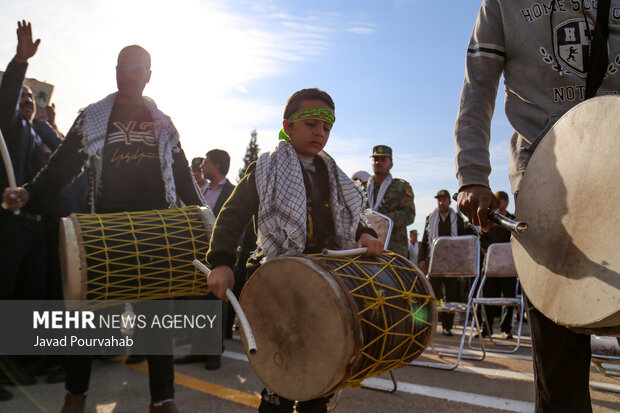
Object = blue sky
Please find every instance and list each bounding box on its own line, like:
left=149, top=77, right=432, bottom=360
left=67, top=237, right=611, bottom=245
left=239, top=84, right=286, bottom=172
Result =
left=0, top=0, right=514, bottom=235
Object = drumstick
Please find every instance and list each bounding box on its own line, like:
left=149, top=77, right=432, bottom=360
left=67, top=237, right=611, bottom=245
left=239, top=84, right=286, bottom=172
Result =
left=192, top=259, right=257, bottom=355
left=451, top=193, right=528, bottom=233
left=322, top=247, right=368, bottom=257
left=0, top=129, right=19, bottom=215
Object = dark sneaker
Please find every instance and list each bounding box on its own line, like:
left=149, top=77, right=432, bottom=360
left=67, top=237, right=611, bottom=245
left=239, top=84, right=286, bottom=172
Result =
left=60, top=393, right=86, bottom=413
left=205, top=355, right=222, bottom=370
left=150, top=400, right=179, bottom=413
left=442, top=328, right=454, bottom=337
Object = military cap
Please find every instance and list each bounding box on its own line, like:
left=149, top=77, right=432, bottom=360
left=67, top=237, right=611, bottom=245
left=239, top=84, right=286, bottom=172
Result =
left=435, top=189, right=451, bottom=199
left=191, top=157, right=204, bottom=168
left=371, top=145, right=392, bottom=158
left=495, top=190, right=509, bottom=200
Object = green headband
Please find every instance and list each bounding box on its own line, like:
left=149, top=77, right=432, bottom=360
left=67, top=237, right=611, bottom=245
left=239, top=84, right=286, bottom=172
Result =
left=279, top=107, right=336, bottom=142
left=288, top=107, right=335, bottom=125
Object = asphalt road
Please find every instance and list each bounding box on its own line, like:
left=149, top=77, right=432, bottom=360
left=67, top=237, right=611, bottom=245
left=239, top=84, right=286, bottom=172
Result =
left=2, top=325, right=619, bottom=413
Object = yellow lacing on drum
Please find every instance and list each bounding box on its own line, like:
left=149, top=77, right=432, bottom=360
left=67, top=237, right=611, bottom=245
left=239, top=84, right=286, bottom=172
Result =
left=314, top=253, right=437, bottom=392
left=75, top=206, right=210, bottom=308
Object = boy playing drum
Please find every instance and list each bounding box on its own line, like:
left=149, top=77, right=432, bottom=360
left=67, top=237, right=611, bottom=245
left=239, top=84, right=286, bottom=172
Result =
left=206, top=88, right=383, bottom=413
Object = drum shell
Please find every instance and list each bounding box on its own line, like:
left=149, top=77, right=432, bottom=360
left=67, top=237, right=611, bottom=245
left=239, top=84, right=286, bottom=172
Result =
left=239, top=253, right=436, bottom=400
left=60, top=206, right=214, bottom=309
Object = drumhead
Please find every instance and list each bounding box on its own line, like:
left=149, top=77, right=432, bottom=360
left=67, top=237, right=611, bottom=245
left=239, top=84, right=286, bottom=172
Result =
left=59, top=217, right=87, bottom=307
left=239, top=256, right=361, bottom=401
left=512, top=96, right=620, bottom=334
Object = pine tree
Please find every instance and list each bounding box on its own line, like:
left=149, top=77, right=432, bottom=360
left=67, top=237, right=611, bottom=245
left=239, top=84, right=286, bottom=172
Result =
left=238, top=129, right=260, bottom=182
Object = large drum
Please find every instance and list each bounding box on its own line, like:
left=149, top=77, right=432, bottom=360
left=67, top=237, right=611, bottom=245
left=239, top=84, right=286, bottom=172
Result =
left=512, top=96, right=620, bottom=336
left=60, top=206, right=214, bottom=309
left=239, top=252, right=437, bottom=401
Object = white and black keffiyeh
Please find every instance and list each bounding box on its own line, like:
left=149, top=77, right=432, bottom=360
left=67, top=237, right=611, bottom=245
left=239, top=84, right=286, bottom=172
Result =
left=367, top=174, right=392, bottom=211
left=76, top=93, right=180, bottom=212
left=255, top=141, right=363, bottom=260
left=428, top=207, right=458, bottom=256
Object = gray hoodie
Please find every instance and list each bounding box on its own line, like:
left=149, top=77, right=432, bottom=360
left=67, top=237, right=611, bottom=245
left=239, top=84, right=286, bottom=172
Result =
left=455, top=0, right=620, bottom=193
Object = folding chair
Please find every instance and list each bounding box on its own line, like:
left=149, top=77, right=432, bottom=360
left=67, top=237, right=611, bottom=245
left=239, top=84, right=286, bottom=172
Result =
left=591, top=335, right=620, bottom=379
left=468, top=242, right=525, bottom=354
left=411, top=235, right=485, bottom=370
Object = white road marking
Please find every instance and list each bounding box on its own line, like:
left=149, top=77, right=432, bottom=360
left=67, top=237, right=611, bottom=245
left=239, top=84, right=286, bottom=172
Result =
left=362, top=377, right=535, bottom=413
left=223, top=350, right=620, bottom=395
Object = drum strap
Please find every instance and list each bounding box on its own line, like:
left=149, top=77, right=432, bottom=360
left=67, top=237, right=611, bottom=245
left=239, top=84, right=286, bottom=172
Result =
left=585, top=0, right=611, bottom=99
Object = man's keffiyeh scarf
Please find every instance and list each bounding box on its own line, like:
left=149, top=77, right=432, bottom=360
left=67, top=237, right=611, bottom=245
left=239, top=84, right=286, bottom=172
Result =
left=367, top=174, right=393, bottom=211
left=255, top=140, right=363, bottom=260
left=428, top=207, right=458, bottom=257
left=76, top=93, right=180, bottom=212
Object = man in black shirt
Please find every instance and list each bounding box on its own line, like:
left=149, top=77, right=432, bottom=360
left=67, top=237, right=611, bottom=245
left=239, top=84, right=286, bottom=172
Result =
left=418, top=189, right=467, bottom=336
left=4, top=44, right=201, bottom=413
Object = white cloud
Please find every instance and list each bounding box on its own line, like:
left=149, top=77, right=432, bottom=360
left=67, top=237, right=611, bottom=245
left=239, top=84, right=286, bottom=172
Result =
left=346, top=27, right=375, bottom=35
left=0, top=0, right=378, bottom=186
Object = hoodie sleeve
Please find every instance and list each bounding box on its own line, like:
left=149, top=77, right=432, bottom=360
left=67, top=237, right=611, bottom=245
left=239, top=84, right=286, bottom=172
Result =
left=454, top=0, right=505, bottom=190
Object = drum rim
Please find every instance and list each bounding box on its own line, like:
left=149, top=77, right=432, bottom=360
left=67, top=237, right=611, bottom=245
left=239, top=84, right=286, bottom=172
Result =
left=60, top=216, right=88, bottom=308
left=196, top=205, right=215, bottom=233
left=514, top=95, right=620, bottom=331
left=239, top=255, right=361, bottom=401
left=396, top=254, right=438, bottom=351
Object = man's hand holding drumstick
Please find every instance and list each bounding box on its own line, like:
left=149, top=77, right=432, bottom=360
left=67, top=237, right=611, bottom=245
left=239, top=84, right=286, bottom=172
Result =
left=2, top=187, right=29, bottom=212
left=456, top=185, right=499, bottom=232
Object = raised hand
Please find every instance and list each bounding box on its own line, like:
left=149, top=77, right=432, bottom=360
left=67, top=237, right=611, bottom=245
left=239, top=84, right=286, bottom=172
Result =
left=15, top=20, right=41, bottom=63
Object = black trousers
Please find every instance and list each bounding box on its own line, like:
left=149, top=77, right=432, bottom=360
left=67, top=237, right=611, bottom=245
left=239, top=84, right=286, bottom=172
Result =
left=0, top=211, right=47, bottom=300
left=66, top=301, right=175, bottom=402
left=65, top=354, right=174, bottom=402
left=430, top=277, right=464, bottom=330
left=480, top=277, right=517, bottom=333
left=258, top=387, right=331, bottom=413
left=526, top=298, right=592, bottom=413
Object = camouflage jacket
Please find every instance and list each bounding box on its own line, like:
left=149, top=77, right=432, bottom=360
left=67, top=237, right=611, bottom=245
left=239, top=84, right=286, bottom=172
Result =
left=365, top=177, right=416, bottom=256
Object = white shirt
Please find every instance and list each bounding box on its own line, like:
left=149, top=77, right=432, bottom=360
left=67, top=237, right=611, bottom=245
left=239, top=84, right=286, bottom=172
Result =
left=203, top=177, right=228, bottom=209
left=408, top=241, right=419, bottom=264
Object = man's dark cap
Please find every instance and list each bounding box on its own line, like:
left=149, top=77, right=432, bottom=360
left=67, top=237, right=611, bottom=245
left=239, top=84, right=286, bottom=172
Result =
left=435, top=189, right=450, bottom=199
left=495, top=190, right=509, bottom=200
left=371, top=145, right=392, bottom=158
left=191, top=157, right=204, bottom=168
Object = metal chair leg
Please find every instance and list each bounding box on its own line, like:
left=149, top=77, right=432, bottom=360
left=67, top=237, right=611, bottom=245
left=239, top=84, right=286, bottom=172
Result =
left=361, top=370, right=398, bottom=393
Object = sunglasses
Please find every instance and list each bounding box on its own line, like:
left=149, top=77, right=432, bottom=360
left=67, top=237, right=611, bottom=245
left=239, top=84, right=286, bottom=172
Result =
left=116, top=63, right=150, bottom=75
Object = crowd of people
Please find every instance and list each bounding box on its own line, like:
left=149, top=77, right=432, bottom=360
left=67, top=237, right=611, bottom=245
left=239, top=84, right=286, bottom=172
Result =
left=3, top=1, right=618, bottom=410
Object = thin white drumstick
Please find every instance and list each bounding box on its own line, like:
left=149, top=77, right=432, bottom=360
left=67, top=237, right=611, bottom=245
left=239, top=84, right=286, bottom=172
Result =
left=322, top=247, right=368, bottom=257
left=0, top=129, right=19, bottom=214
left=193, top=259, right=257, bottom=355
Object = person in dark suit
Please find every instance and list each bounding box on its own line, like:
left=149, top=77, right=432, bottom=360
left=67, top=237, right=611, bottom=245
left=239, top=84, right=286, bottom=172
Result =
left=175, top=149, right=234, bottom=370
left=201, top=149, right=234, bottom=216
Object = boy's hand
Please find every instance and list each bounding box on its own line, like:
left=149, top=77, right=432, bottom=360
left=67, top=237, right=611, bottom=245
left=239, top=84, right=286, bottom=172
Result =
left=357, top=233, right=383, bottom=257
left=207, top=265, right=234, bottom=301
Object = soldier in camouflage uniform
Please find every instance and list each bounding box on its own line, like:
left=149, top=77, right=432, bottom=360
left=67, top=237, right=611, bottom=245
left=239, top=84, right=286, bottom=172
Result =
left=364, top=145, right=415, bottom=256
